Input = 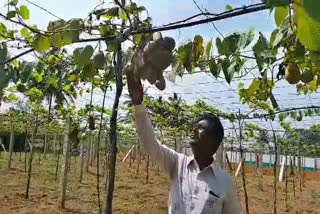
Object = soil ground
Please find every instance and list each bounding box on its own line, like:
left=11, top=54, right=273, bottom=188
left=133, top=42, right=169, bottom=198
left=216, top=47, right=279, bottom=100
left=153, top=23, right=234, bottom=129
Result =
left=0, top=152, right=319, bottom=214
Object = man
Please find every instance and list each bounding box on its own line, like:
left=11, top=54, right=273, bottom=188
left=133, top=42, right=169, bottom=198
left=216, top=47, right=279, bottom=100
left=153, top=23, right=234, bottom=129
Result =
left=127, top=73, right=240, bottom=214
left=126, top=54, right=239, bottom=214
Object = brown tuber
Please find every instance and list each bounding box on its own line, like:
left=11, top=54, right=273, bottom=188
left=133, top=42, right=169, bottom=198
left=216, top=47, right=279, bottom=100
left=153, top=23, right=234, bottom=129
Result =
left=285, top=64, right=301, bottom=84
left=132, top=32, right=176, bottom=90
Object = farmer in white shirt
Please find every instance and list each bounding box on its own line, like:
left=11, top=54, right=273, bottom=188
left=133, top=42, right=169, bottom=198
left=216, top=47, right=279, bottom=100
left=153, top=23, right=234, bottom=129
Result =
left=126, top=44, right=240, bottom=214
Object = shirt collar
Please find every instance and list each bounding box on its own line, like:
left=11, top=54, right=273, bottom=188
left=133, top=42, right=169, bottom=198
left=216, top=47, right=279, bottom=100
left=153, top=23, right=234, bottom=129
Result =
left=187, top=155, right=216, bottom=175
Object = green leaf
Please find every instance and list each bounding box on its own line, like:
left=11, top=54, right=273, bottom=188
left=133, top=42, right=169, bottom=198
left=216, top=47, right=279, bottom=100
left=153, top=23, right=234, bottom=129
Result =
left=20, top=28, right=30, bottom=38
left=47, top=73, right=57, bottom=87
left=0, top=70, right=9, bottom=90
left=20, top=62, right=34, bottom=83
left=18, top=5, right=30, bottom=20
left=216, top=33, right=241, bottom=56
left=172, top=56, right=185, bottom=77
left=247, top=79, right=261, bottom=97
left=216, top=38, right=223, bottom=55
left=275, top=6, right=289, bottom=27
left=295, top=0, right=320, bottom=51
left=73, top=45, right=94, bottom=66
left=238, top=28, right=255, bottom=49
left=220, top=58, right=234, bottom=84
left=64, top=84, right=71, bottom=91
left=205, top=39, right=212, bottom=59
left=106, top=39, right=117, bottom=52
left=103, top=7, right=119, bottom=18
left=270, top=28, right=283, bottom=48
left=253, top=33, right=275, bottom=70
left=193, top=35, right=204, bottom=66
left=67, top=74, right=78, bottom=82
left=310, top=51, right=320, bottom=67
left=133, top=34, right=142, bottom=45
left=32, top=71, right=43, bottom=83
left=7, top=11, right=16, bottom=19
left=0, top=23, right=7, bottom=40
left=32, top=34, right=51, bottom=52
left=27, top=87, right=44, bottom=102
left=225, top=5, right=232, bottom=11
left=50, top=33, right=64, bottom=48
left=177, top=41, right=193, bottom=72
left=119, top=8, right=128, bottom=21
left=93, top=51, right=105, bottom=69
left=55, top=19, right=83, bottom=45
left=7, top=94, right=18, bottom=101
left=0, top=44, right=7, bottom=64
left=83, top=60, right=95, bottom=79
left=209, top=58, right=220, bottom=78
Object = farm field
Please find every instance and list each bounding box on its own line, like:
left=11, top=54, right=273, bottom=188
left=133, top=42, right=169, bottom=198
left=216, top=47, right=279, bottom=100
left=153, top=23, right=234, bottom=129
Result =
left=0, top=153, right=319, bottom=214
left=1, top=1, right=320, bottom=213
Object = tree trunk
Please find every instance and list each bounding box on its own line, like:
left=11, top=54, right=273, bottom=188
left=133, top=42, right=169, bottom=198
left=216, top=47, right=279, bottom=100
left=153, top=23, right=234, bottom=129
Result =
left=44, top=133, right=48, bottom=159
left=285, top=155, right=288, bottom=211
left=38, top=151, right=41, bottom=164
left=129, top=150, right=132, bottom=168
left=26, top=127, right=37, bottom=199
left=272, top=131, right=278, bottom=214
left=257, top=142, right=264, bottom=191
left=136, top=150, right=141, bottom=175
left=79, top=141, right=85, bottom=183
left=91, top=136, right=95, bottom=166
left=291, top=156, right=296, bottom=199
left=146, top=155, right=150, bottom=184
left=54, top=134, right=57, bottom=157
left=298, top=155, right=302, bottom=192
left=60, top=117, right=71, bottom=209
left=67, top=142, right=72, bottom=173
left=55, top=138, right=62, bottom=180
left=8, top=127, right=15, bottom=169
left=0, top=137, right=4, bottom=158
left=86, top=135, right=91, bottom=172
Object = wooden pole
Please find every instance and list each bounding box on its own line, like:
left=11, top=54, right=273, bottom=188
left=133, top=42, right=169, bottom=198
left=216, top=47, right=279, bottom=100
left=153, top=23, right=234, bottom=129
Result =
left=60, top=117, right=71, bottom=209
left=8, top=127, right=15, bottom=169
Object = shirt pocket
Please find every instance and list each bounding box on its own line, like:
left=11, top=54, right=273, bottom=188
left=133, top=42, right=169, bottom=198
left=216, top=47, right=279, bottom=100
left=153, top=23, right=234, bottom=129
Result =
left=204, top=192, right=223, bottom=212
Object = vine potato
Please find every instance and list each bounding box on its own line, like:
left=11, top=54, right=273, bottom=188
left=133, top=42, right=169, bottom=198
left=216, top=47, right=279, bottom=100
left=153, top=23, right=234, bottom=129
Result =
left=17, top=84, right=26, bottom=93
left=93, top=51, right=105, bottom=69
left=131, top=32, right=176, bottom=90
left=153, top=32, right=162, bottom=41
left=155, top=75, right=166, bottom=90
left=285, top=64, right=301, bottom=84
left=301, top=67, right=314, bottom=83
left=162, top=37, right=176, bottom=51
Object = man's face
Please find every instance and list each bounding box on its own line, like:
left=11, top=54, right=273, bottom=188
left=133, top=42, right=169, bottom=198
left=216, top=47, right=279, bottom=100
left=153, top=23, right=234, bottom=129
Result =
left=190, top=119, right=220, bottom=158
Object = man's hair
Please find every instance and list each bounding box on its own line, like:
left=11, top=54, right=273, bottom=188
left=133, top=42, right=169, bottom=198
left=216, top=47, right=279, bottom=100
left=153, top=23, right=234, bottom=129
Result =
left=195, top=113, right=224, bottom=143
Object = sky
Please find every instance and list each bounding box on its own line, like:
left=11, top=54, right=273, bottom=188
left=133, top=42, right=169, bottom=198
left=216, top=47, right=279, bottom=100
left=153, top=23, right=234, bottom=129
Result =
left=1, top=0, right=320, bottom=132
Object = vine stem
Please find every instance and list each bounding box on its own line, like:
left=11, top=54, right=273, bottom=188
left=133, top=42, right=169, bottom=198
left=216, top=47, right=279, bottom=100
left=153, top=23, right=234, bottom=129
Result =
left=3, top=3, right=288, bottom=63
left=105, top=1, right=126, bottom=213
left=238, top=109, right=250, bottom=214
left=96, top=79, right=109, bottom=214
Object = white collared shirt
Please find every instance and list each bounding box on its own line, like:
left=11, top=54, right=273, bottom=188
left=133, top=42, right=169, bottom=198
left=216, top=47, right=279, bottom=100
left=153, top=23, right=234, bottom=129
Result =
left=135, top=104, right=240, bottom=214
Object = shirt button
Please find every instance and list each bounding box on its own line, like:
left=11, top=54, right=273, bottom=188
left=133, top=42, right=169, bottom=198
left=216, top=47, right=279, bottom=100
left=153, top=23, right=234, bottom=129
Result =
left=194, top=186, right=199, bottom=195
left=190, top=203, right=195, bottom=211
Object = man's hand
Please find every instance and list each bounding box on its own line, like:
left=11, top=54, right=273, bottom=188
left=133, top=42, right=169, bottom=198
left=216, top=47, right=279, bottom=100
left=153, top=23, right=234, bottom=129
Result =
left=126, top=69, right=143, bottom=105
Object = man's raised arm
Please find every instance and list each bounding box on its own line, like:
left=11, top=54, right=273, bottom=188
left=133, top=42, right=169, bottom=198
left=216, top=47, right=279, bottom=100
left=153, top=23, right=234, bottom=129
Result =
left=126, top=70, right=178, bottom=177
